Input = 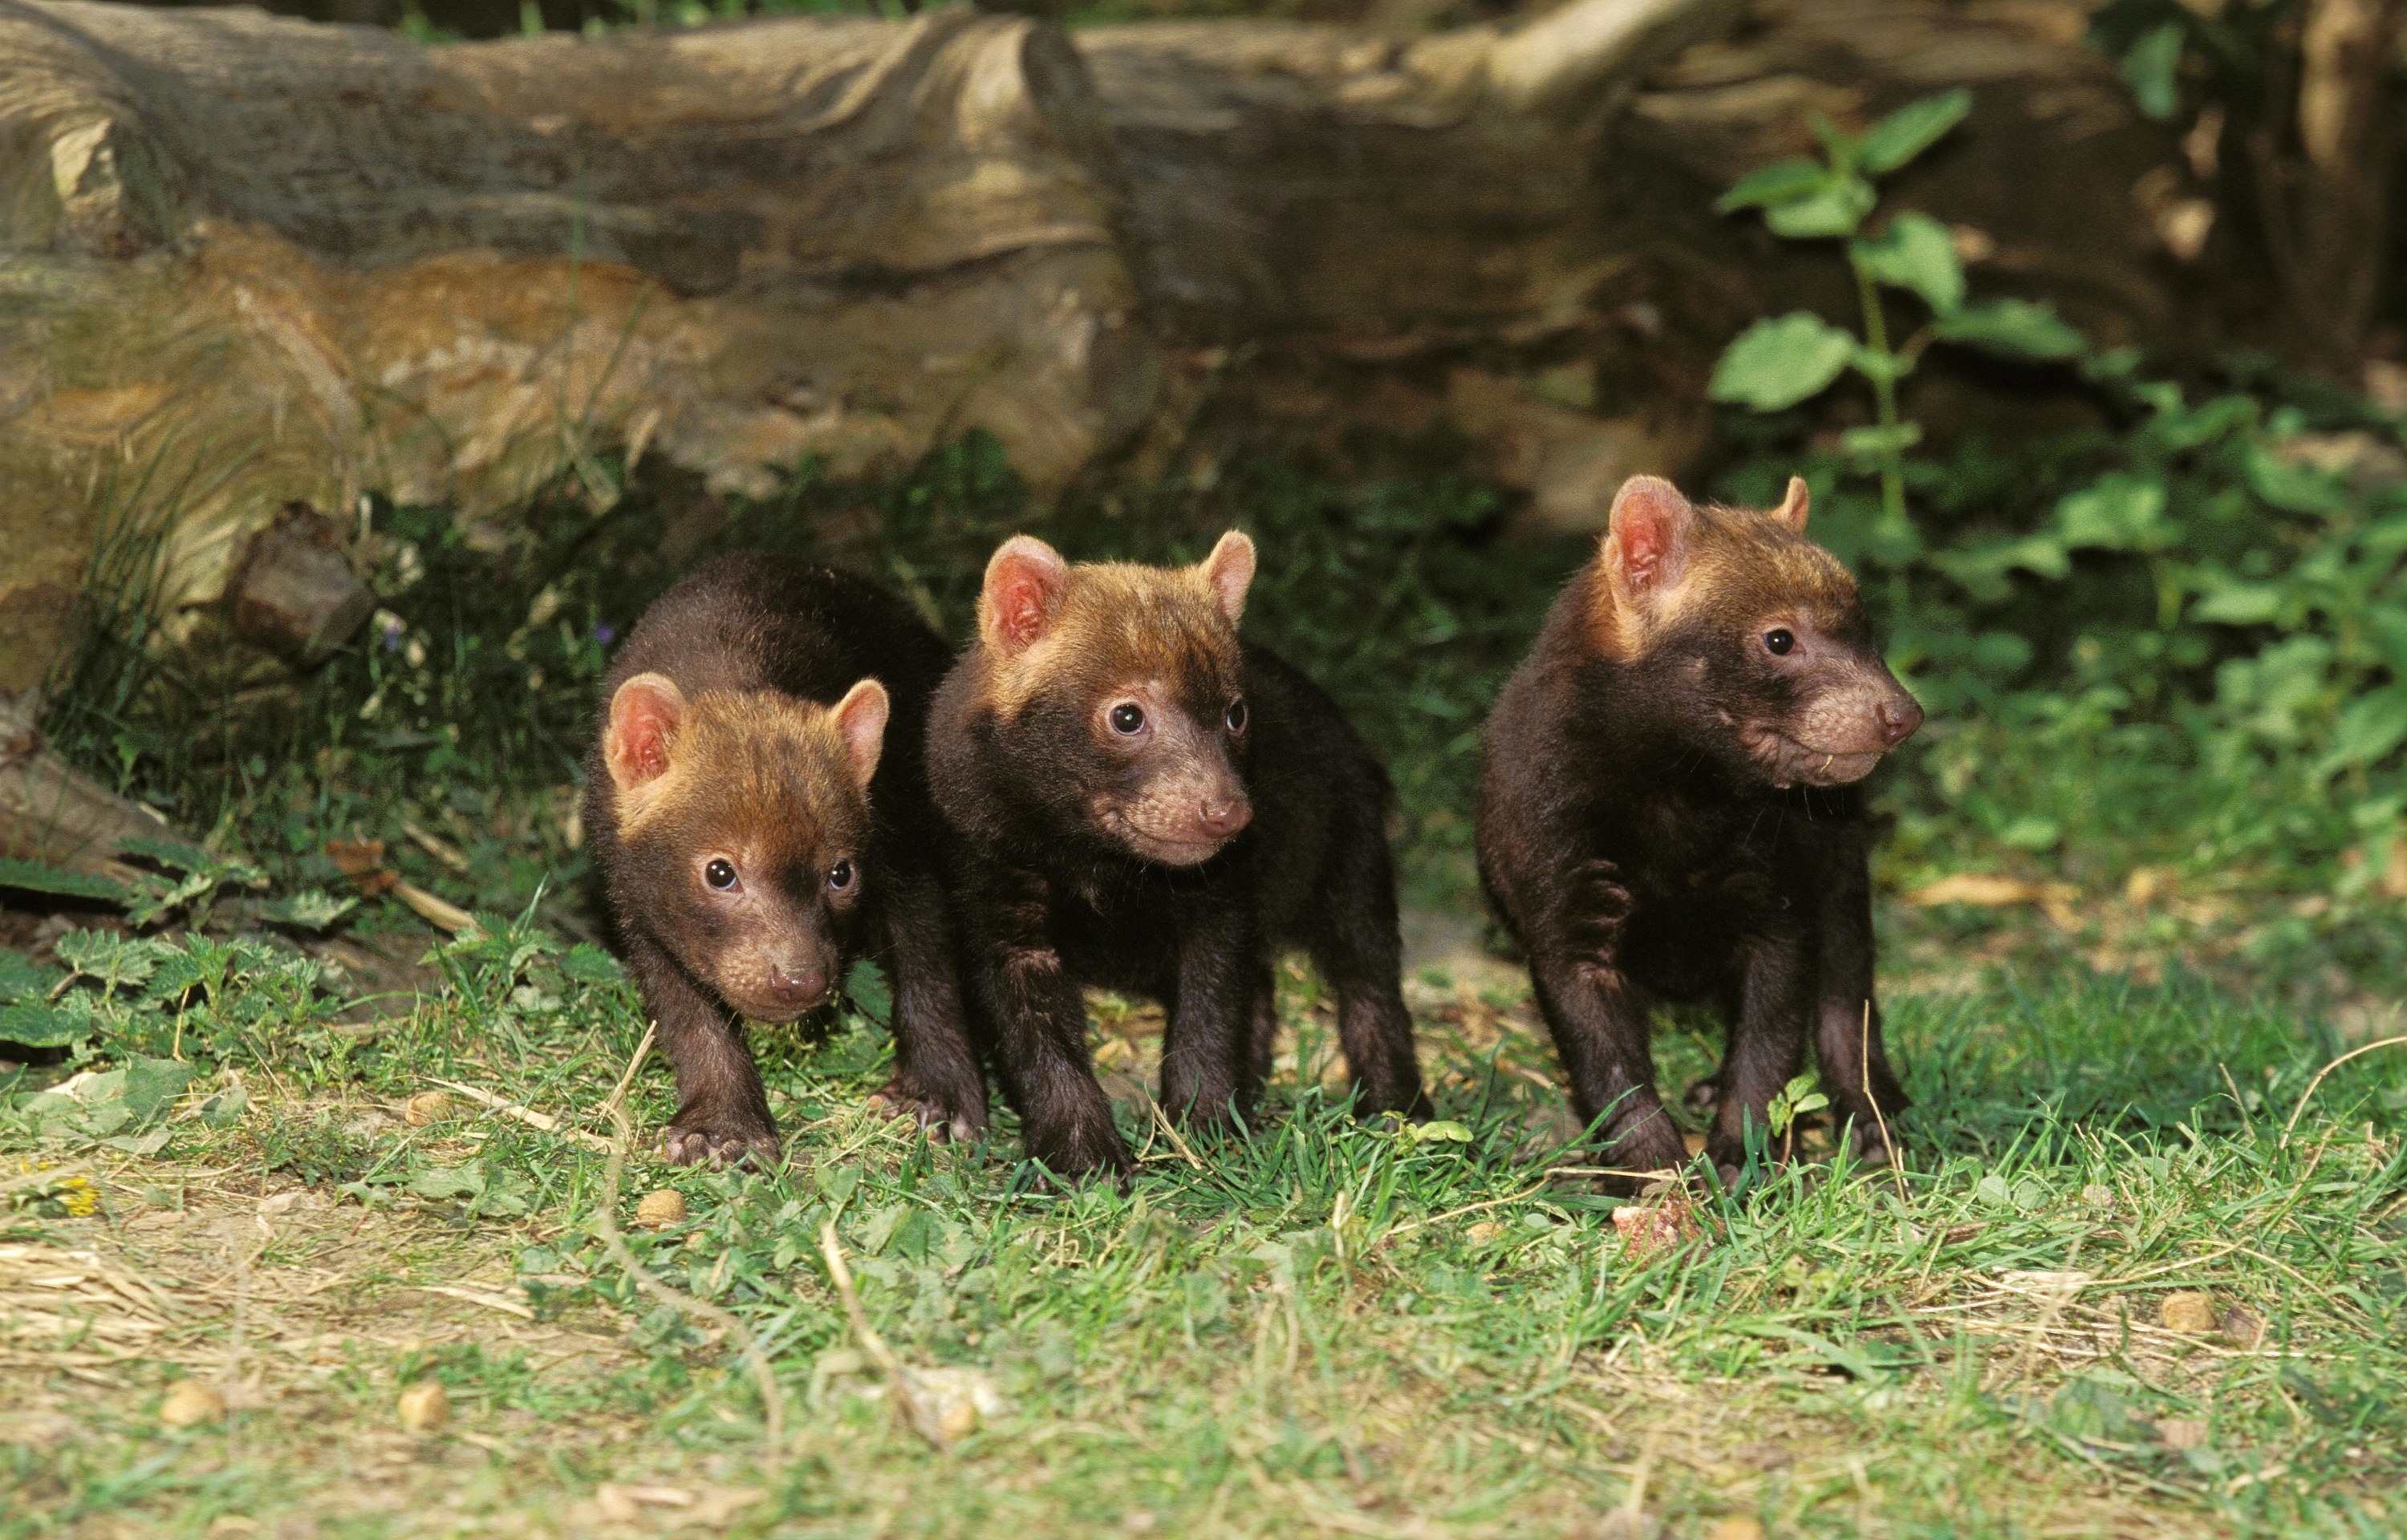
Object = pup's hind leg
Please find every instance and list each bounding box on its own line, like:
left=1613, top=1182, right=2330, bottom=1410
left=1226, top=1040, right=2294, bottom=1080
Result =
left=868, top=864, right=989, bottom=1142
left=1304, top=801, right=1428, bottom=1119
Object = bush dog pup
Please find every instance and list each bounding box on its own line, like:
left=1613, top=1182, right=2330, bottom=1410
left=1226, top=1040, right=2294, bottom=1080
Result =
left=584, top=554, right=984, bottom=1165
left=1476, top=475, right=1923, bottom=1189
left=927, top=531, right=1428, bottom=1181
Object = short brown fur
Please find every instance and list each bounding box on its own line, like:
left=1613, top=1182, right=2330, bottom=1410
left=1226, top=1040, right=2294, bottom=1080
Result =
left=1480, top=473, right=1923, bottom=1191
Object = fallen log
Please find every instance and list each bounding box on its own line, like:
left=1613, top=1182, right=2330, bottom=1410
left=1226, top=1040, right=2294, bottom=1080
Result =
left=0, top=0, right=2197, bottom=714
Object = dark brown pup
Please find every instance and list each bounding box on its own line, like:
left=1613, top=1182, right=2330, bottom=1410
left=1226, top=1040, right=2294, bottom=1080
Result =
left=1476, top=475, right=1923, bottom=1190
left=583, top=553, right=984, bottom=1166
left=926, top=532, right=1428, bottom=1181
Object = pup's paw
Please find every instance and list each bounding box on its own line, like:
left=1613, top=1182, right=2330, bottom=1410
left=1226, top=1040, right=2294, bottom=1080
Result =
left=659, top=1112, right=780, bottom=1169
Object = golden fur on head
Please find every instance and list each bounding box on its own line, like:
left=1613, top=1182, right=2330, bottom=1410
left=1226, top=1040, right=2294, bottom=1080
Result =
left=605, top=674, right=881, bottom=847
left=1586, top=475, right=1857, bottom=659
left=977, top=533, right=1252, bottom=717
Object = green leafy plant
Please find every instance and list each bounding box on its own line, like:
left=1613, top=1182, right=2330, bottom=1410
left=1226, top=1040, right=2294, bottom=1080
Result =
left=1707, top=91, right=2407, bottom=983
left=1764, top=1072, right=1829, bottom=1141
left=1712, top=89, right=2084, bottom=549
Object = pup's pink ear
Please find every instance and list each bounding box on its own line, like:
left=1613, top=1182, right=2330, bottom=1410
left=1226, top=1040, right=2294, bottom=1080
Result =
left=1769, top=475, right=1810, bottom=533
left=1197, top=530, right=1256, bottom=626
left=979, top=535, right=1071, bottom=655
left=604, top=673, right=685, bottom=792
left=830, top=679, right=889, bottom=791
left=1603, top=476, right=1696, bottom=595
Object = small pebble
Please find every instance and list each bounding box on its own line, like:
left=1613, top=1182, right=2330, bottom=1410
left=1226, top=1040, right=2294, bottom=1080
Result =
left=397, top=1380, right=449, bottom=1432
left=1465, top=1220, right=1501, bottom=1244
left=159, top=1380, right=225, bottom=1429
left=635, top=1189, right=687, bottom=1227
left=2160, top=1291, right=2218, bottom=1334
left=404, top=1091, right=451, bottom=1126
left=1708, top=1520, right=1766, bottom=1540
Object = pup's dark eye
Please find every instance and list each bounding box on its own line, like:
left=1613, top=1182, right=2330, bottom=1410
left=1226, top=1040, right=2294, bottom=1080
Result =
left=1110, top=703, right=1147, bottom=735
left=1764, top=629, right=1795, bottom=657
left=704, top=858, right=739, bottom=891
left=827, top=858, right=854, bottom=891
left=1224, top=697, right=1248, bottom=734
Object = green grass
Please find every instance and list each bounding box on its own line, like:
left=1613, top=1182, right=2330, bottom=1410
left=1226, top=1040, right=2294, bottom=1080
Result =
left=3, top=917, right=2403, bottom=1536
left=10, top=438, right=2407, bottom=1535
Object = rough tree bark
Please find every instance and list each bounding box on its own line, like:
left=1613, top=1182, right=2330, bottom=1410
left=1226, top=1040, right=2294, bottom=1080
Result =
left=0, top=0, right=2194, bottom=744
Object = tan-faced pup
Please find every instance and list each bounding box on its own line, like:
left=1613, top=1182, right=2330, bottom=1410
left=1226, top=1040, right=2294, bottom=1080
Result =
left=1477, top=475, right=1923, bottom=1190
left=926, top=532, right=1428, bottom=1181
left=584, top=554, right=983, bottom=1165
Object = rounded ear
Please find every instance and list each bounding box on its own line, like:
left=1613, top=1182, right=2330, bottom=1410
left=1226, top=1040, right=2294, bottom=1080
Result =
left=1770, top=475, right=1810, bottom=533
left=979, top=535, right=1070, bottom=655
left=830, top=678, right=889, bottom=791
left=1603, top=476, right=1695, bottom=595
left=1197, top=530, right=1256, bottom=626
left=603, top=673, right=685, bottom=792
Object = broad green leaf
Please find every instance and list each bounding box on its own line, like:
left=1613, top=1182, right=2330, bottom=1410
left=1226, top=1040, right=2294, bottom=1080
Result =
left=2190, top=582, right=2285, bottom=626
left=200, top=1085, right=250, bottom=1129
left=1838, top=423, right=1925, bottom=463
left=1969, top=631, right=2034, bottom=677
left=1808, top=111, right=1857, bottom=164
left=1856, top=89, right=1973, bottom=176
left=0, top=950, right=64, bottom=1005
left=1850, top=213, right=1964, bottom=312
left=1933, top=298, right=2086, bottom=361
left=53, top=930, right=165, bottom=990
left=2056, top=473, right=2180, bottom=552
left=116, top=1056, right=197, bottom=1124
left=2317, top=689, right=2407, bottom=775
left=1710, top=313, right=1857, bottom=411
left=561, top=942, right=624, bottom=985
left=2121, top=22, right=2186, bottom=122
left=1764, top=176, right=1877, bottom=239
left=2244, top=444, right=2350, bottom=517
left=411, top=1165, right=488, bottom=1201
left=0, top=858, right=128, bottom=905
left=258, top=890, right=358, bottom=931
left=842, top=958, right=892, bottom=1027
left=1929, top=533, right=2069, bottom=602
left=0, top=997, right=97, bottom=1050
left=118, top=835, right=220, bottom=875
left=1716, top=158, right=1827, bottom=213
left=1409, top=1120, right=1475, bottom=1145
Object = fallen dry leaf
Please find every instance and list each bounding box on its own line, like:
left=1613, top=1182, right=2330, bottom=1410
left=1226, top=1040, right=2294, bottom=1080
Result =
left=2160, top=1291, right=2218, bottom=1335
left=1612, top=1193, right=1701, bottom=1259
left=906, top=1365, right=1003, bottom=1441
left=396, top=1380, right=449, bottom=1432
left=635, top=1189, right=688, bottom=1227
left=1907, top=873, right=2080, bottom=927
left=1707, top=1520, right=1766, bottom=1540
left=404, top=1091, right=451, bottom=1126
left=2157, top=1417, right=2209, bottom=1451
left=394, top=881, right=476, bottom=935
left=595, top=1483, right=700, bottom=1522
left=323, top=838, right=397, bottom=894
left=1466, top=1220, right=1502, bottom=1244
left=159, top=1380, right=225, bottom=1429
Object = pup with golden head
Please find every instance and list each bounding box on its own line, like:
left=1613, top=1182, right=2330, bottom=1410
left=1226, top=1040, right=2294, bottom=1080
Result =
left=927, top=531, right=1429, bottom=1181
left=584, top=554, right=984, bottom=1166
left=1477, top=475, right=1924, bottom=1190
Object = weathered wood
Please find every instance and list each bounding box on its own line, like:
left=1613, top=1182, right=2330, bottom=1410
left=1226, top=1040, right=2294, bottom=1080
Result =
left=0, top=0, right=2198, bottom=712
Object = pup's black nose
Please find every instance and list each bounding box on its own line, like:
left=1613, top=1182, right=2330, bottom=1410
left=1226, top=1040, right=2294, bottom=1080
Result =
left=1876, top=695, right=1924, bottom=746
left=771, top=962, right=830, bottom=1007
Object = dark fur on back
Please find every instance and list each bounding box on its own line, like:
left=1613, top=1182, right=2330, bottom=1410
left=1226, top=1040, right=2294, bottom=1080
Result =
left=584, top=553, right=984, bottom=1165
left=1476, top=476, right=1922, bottom=1191
left=927, top=535, right=1427, bottom=1181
